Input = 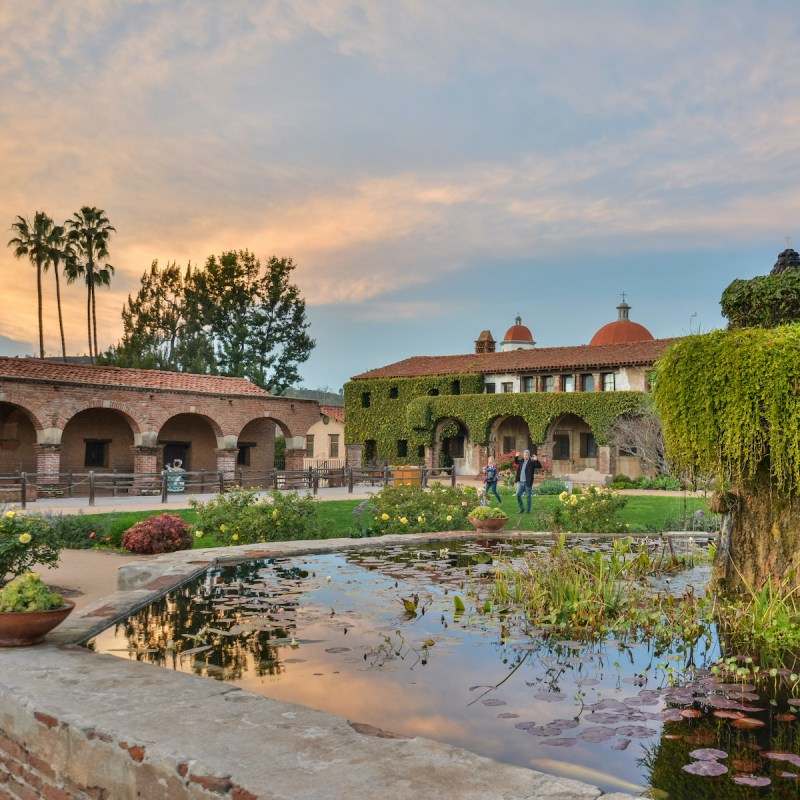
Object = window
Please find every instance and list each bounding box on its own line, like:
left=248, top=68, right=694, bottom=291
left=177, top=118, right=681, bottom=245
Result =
left=397, top=439, right=408, bottom=458
left=581, top=374, right=595, bottom=392
left=84, top=440, right=109, bottom=468
left=562, top=375, right=575, bottom=393
left=552, top=432, right=570, bottom=460
left=237, top=442, right=255, bottom=466
left=329, top=434, right=339, bottom=459
left=543, top=375, right=555, bottom=393
left=485, top=383, right=496, bottom=394
left=305, top=435, right=315, bottom=457
left=503, top=436, right=516, bottom=454
left=579, top=432, right=598, bottom=458
left=428, top=387, right=439, bottom=396
left=389, top=386, right=399, bottom=399
left=417, top=444, right=426, bottom=459
left=364, top=440, right=377, bottom=464
left=522, top=376, right=536, bottom=392
left=451, top=380, right=461, bottom=395
left=447, top=436, right=465, bottom=459
left=501, top=382, right=513, bottom=393
left=602, top=373, right=615, bottom=391
left=361, top=392, right=371, bottom=408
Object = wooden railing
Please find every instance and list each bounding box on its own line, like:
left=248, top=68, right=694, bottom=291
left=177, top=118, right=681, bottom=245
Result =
left=0, top=465, right=458, bottom=507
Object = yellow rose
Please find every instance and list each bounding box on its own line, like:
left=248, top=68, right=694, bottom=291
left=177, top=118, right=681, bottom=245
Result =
left=18, top=533, right=31, bottom=544
left=381, top=513, right=389, bottom=521
left=232, top=533, right=239, bottom=541
left=5, top=510, right=15, bottom=519
left=272, top=509, right=280, bottom=519
left=219, top=524, right=227, bottom=532
left=195, top=530, right=204, bottom=538
left=446, top=515, right=452, bottom=521
left=400, top=517, right=408, bottom=525
left=418, top=516, right=425, bottom=523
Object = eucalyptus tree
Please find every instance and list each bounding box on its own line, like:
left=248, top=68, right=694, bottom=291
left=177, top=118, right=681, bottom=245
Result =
left=66, top=206, right=115, bottom=362
left=7, top=211, right=53, bottom=358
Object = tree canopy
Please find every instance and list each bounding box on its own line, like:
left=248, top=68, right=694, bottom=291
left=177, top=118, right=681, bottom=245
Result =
left=104, top=250, right=314, bottom=392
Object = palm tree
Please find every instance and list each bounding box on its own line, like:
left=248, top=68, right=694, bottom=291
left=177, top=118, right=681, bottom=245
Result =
left=8, top=211, right=54, bottom=359
left=46, top=224, right=74, bottom=361
left=66, top=206, right=115, bottom=363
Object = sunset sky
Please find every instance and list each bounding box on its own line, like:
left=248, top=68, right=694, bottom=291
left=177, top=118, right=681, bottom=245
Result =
left=2, top=1, right=799, bottom=390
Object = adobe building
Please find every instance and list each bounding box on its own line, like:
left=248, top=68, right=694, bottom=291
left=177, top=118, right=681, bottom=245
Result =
left=0, top=357, right=319, bottom=495
left=345, top=302, right=676, bottom=486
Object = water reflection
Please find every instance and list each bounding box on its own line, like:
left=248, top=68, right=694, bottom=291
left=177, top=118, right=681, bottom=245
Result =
left=87, top=538, right=799, bottom=797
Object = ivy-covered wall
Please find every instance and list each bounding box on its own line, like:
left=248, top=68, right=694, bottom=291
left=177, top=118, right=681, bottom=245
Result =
left=654, top=324, right=800, bottom=495
left=345, top=373, right=649, bottom=463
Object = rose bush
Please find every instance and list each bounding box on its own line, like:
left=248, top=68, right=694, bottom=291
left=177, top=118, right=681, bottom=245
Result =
left=0, top=509, right=61, bottom=588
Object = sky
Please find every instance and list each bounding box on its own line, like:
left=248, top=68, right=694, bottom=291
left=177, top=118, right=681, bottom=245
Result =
left=1, top=1, right=799, bottom=391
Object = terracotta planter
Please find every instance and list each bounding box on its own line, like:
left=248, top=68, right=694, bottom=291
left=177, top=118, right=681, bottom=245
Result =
left=467, top=516, right=509, bottom=532
left=0, top=600, right=75, bottom=647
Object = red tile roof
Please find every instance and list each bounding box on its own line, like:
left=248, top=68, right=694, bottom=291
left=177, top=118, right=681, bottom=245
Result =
left=320, top=405, right=345, bottom=423
left=351, top=338, right=680, bottom=380
left=0, top=356, right=272, bottom=397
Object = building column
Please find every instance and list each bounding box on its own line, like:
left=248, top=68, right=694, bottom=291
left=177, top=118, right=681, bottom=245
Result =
left=593, top=372, right=602, bottom=392
left=284, top=448, right=305, bottom=470
left=215, top=448, right=239, bottom=482
left=130, top=445, right=160, bottom=496
left=32, top=444, right=61, bottom=498
left=596, top=445, right=616, bottom=483
left=345, top=444, right=363, bottom=469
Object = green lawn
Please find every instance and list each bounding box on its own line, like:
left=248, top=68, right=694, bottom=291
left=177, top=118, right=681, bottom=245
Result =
left=59, top=491, right=713, bottom=550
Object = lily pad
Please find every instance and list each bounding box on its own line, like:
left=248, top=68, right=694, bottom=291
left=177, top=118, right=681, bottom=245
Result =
left=682, top=761, right=728, bottom=776
left=731, top=775, right=771, bottom=787
left=689, top=748, right=728, bottom=761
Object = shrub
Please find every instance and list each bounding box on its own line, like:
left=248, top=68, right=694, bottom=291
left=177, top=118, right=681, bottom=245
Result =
left=468, top=504, right=508, bottom=520
left=533, top=478, right=567, bottom=495
left=653, top=475, right=681, bottom=491
left=609, top=474, right=636, bottom=489
left=0, top=509, right=61, bottom=588
left=364, top=483, right=479, bottom=535
left=46, top=513, right=115, bottom=550
left=121, top=513, right=193, bottom=554
left=552, top=484, right=629, bottom=533
left=191, top=487, right=325, bottom=545
left=0, top=572, right=65, bottom=611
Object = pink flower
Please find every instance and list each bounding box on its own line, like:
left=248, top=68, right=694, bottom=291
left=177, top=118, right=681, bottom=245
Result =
left=89, top=532, right=96, bottom=538
left=105, top=537, right=111, bottom=542
left=461, top=501, right=468, bottom=507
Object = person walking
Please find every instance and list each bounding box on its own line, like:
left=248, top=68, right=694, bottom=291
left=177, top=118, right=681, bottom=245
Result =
left=515, top=450, right=542, bottom=513
left=483, top=456, right=502, bottom=504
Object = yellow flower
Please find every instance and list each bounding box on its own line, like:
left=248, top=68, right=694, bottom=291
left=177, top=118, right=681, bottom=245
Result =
left=381, top=513, right=389, bottom=521
left=195, top=530, right=204, bottom=538
left=400, top=517, right=408, bottom=525
left=559, top=491, right=568, bottom=501
left=272, top=508, right=280, bottom=519
left=18, top=533, right=31, bottom=544
left=5, top=510, right=15, bottom=519
left=446, top=515, right=452, bottom=522
left=569, top=495, right=578, bottom=506
left=219, top=524, right=227, bottom=532
left=417, top=516, right=425, bottom=523
left=276, top=521, right=281, bottom=527
left=232, top=533, right=239, bottom=541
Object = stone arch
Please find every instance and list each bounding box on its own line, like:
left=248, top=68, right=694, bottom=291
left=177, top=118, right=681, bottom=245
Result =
left=57, top=400, right=148, bottom=439
left=487, top=415, right=535, bottom=460
left=60, top=407, right=140, bottom=474
left=0, top=400, right=42, bottom=473
left=545, top=412, right=610, bottom=483
left=157, top=412, right=224, bottom=473
left=236, top=416, right=287, bottom=471
left=432, top=416, right=474, bottom=477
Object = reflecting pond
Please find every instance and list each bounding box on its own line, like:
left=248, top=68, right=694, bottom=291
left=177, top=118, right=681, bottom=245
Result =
left=86, top=538, right=800, bottom=798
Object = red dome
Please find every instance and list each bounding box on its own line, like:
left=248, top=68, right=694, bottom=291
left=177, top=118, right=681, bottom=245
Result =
left=503, top=324, right=533, bottom=342
left=589, top=320, right=654, bottom=346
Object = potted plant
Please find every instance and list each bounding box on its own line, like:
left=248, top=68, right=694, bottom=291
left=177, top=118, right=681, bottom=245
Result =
left=467, top=504, right=509, bottom=532
left=0, top=508, right=71, bottom=647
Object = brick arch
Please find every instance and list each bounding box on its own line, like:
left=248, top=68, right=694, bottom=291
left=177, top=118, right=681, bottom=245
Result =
left=0, top=393, right=47, bottom=432
left=155, top=409, right=224, bottom=440
left=239, top=415, right=290, bottom=440
left=57, top=400, right=148, bottom=435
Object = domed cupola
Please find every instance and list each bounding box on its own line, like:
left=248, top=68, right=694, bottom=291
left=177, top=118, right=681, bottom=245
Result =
left=500, top=315, right=535, bottom=352
left=771, top=242, right=800, bottom=275
left=589, top=298, right=654, bottom=347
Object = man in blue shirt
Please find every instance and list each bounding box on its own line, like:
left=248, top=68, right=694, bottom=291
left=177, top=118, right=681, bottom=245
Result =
left=515, top=450, right=542, bottom=513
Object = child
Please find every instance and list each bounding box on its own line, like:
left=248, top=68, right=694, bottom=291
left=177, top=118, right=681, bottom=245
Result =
left=483, top=456, right=502, bottom=504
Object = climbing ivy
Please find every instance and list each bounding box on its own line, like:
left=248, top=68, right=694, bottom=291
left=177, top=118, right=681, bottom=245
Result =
left=345, top=373, right=649, bottom=464
left=721, top=271, right=800, bottom=329
left=653, top=325, right=800, bottom=495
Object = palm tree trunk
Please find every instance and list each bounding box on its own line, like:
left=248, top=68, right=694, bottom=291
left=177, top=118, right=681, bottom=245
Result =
left=36, top=259, right=44, bottom=359
left=54, top=266, right=66, bottom=361
left=91, top=279, right=98, bottom=359
left=87, top=282, right=93, bottom=363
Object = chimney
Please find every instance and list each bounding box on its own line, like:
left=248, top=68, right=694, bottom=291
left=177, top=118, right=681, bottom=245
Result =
left=475, top=330, right=496, bottom=354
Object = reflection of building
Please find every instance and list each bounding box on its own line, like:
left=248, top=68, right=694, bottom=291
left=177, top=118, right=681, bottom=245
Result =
left=345, top=303, right=677, bottom=485
left=0, top=357, right=319, bottom=494
left=303, top=405, right=345, bottom=469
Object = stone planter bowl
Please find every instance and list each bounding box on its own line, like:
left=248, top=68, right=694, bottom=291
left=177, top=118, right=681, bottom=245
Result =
left=467, top=516, right=509, bottom=532
left=0, top=600, right=76, bottom=647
